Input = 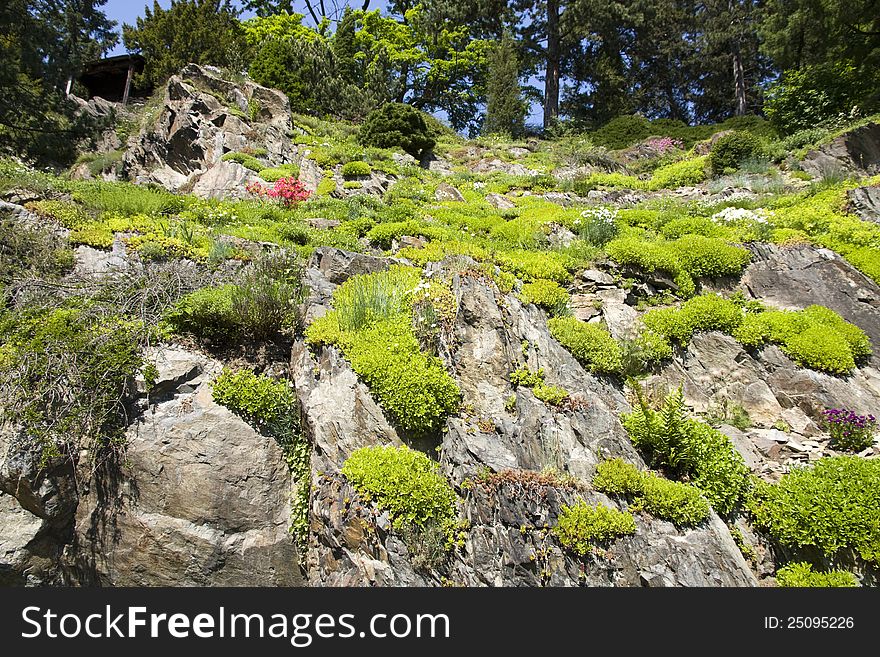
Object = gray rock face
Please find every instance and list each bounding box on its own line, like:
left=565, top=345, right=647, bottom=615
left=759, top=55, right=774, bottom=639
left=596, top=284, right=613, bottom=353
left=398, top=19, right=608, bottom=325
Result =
left=848, top=185, right=880, bottom=223
left=0, top=345, right=302, bottom=586
left=72, top=347, right=302, bottom=586
left=301, top=260, right=757, bottom=587
left=190, top=160, right=263, bottom=200
left=736, top=243, right=880, bottom=365
left=801, top=122, right=880, bottom=178
left=435, top=183, right=465, bottom=202
left=123, top=64, right=295, bottom=194
left=485, top=192, right=516, bottom=210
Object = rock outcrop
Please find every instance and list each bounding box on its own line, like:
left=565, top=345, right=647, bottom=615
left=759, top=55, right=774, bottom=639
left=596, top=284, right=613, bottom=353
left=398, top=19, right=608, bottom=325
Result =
left=123, top=64, right=296, bottom=195
left=295, top=254, right=758, bottom=587
left=801, top=122, right=880, bottom=178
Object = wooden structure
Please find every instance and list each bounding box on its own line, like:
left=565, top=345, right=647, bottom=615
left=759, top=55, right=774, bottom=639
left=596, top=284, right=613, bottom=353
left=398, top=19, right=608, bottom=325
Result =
left=78, top=54, right=152, bottom=104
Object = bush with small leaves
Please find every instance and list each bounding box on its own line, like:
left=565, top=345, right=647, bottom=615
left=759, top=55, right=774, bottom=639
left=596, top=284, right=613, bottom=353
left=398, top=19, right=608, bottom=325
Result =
left=509, top=366, right=569, bottom=406
left=358, top=103, right=436, bottom=158
left=548, top=316, right=622, bottom=375
left=748, top=456, right=880, bottom=565
left=553, top=501, right=636, bottom=555
left=774, top=562, right=858, bottom=588
left=710, top=131, right=764, bottom=174
left=593, top=458, right=710, bottom=527
left=342, top=445, right=457, bottom=530
left=518, top=278, right=569, bottom=314
left=212, top=368, right=297, bottom=439
left=341, top=160, right=371, bottom=178
left=221, top=151, right=264, bottom=172
left=648, top=156, right=709, bottom=190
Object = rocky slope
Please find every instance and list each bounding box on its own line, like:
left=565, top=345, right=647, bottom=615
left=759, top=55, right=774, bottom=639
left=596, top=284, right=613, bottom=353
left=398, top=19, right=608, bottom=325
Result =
left=2, top=67, right=879, bottom=588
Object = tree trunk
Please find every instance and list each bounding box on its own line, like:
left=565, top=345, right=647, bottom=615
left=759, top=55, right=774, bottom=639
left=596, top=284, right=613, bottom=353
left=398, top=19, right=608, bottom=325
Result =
left=732, top=45, right=747, bottom=115
left=543, top=0, right=560, bottom=129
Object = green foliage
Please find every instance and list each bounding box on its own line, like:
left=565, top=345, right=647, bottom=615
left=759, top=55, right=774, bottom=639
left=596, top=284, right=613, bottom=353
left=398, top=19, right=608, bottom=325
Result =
left=643, top=294, right=743, bottom=345
left=624, top=387, right=750, bottom=515
left=0, top=218, right=74, bottom=284
left=305, top=268, right=459, bottom=433
left=26, top=200, right=91, bottom=228
left=258, top=164, right=300, bottom=182
left=212, top=367, right=297, bottom=439
left=122, top=0, right=247, bottom=86
left=0, top=307, right=144, bottom=462
left=164, top=251, right=305, bottom=344
left=647, top=156, right=709, bottom=190
left=774, top=562, right=858, bottom=588
left=548, top=317, right=622, bottom=375
left=749, top=456, right=880, bottom=565
left=483, top=32, right=527, bottom=138
left=342, top=445, right=457, bottom=530
left=731, top=305, right=871, bottom=374
left=593, top=458, right=710, bottom=527
left=553, top=501, right=636, bottom=555
left=605, top=236, right=749, bottom=297
left=221, top=151, right=263, bottom=172
left=518, top=279, right=569, bottom=315
left=341, top=160, right=371, bottom=178
left=764, top=61, right=879, bottom=135
left=358, top=103, right=436, bottom=158
left=509, top=366, right=569, bottom=406
left=709, top=131, right=765, bottom=174
left=70, top=225, right=114, bottom=248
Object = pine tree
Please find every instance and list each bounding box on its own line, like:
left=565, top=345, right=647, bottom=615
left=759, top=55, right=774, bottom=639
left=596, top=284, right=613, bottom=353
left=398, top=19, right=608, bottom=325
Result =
left=483, top=32, right=527, bottom=137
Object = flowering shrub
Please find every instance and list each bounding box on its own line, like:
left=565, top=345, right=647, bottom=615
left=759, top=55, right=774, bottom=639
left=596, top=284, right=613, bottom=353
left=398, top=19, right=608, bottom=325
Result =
left=710, top=206, right=771, bottom=226
left=822, top=408, right=877, bottom=452
left=576, top=206, right=619, bottom=246
left=246, top=176, right=310, bottom=207
left=645, top=137, right=683, bottom=154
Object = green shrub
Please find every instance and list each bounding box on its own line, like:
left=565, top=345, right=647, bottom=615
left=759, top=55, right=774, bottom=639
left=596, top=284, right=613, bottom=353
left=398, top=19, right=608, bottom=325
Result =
left=589, top=115, right=652, bottom=150
left=518, top=278, right=569, bottom=314
left=221, top=151, right=263, bottom=172
left=212, top=368, right=297, bottom=439
left=0, top=307, right=144, bottom=461
left=0, top=218, right=74, bottom=283
left=509, top=366, right=569, bottom=406
left=648, top=156, right=709, bottom=190
left=258, top=164, right=300, bottom=182
left=69, top=225, right=114, bottom=249
left=164, top=252, right=304, bottom=344
left=305, top=268, right=460, bottom=433
left=343, top=181, right=362, bottom=189
left=643, top=294, right=744, bottom=345
left=26, top=200, right=91, bottom=228
left=492, top=249, right=573, bottom=283
left=342, top=445, right=457, bottom=529
left=748, top=456, right=880, bottom=564
left=764, top=61, right=880, bottom=135
left=572, top=172, right=646, bottom=194
left=358, top=103, right=436, bottom=158
left=672, top=235, right=751, bottom=279
left=341, top=160, right=371, bottom=178
left=624, top=387, right=750, bottom=515
left=774, top=562, right=858, bottom=588
left=553, top=501, right=636, bottom=555
left=709, top=132, right=764, bottom=174
left=548, top=316, right=622, bottom=375
left=730, top=305, right=871, bottom=375
left=593, top=458, right=710, bottom=527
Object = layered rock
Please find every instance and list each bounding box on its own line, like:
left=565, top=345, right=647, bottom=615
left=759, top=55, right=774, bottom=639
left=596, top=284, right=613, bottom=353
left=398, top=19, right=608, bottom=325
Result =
left=122, top=64, right=296, bottom=196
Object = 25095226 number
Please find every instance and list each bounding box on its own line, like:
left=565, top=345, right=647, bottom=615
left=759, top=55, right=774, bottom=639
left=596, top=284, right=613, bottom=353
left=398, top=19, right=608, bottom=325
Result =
left=787, top=617, right=854, bottom=629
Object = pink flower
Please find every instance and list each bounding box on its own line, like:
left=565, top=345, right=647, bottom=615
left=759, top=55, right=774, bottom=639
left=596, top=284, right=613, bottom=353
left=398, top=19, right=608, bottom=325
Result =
left=246, top=176, right=310, bottom=207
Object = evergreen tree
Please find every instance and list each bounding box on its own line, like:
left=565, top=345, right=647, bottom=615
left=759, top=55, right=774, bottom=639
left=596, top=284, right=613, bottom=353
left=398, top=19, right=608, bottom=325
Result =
left=483, top=32, right=527, bottom=136
left=122, top=0, right=248, bottom=86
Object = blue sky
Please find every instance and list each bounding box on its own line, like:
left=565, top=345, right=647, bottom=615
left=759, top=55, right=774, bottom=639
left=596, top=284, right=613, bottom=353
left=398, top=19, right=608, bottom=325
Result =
left=103, top=0, right=544, bottom=127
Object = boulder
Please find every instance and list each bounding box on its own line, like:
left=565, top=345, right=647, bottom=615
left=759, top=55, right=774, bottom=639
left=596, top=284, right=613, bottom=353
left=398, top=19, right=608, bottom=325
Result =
left=72, top=347, right=302, bottom=586
left=435, top=183, right=465, bottom=202
left=485, top=192, right=516, bottom=210
left=848, top=185, right=880, bottom=223
left=190, top=160, right=263, bottom=199
left=801, top=122, right=880, bottom=178
left=123, top=64, right=296, bottom=195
